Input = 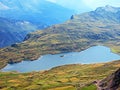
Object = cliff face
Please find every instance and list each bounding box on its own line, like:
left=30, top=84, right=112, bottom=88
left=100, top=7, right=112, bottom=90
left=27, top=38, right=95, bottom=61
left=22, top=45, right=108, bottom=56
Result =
left=99, top=68, right=120, bottom=90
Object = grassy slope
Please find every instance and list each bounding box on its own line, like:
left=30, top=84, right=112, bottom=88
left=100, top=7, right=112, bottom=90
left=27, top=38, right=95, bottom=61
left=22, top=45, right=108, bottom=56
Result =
left=80, top=84, right=97, bottom=90
left=0, top=60, right=120, bottom=90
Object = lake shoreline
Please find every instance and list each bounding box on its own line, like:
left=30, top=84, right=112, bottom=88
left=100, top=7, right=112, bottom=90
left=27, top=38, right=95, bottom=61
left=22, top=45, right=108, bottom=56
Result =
left=2, top=45, right=120, bottom=73
left=0, top=44, right=93, bottom=70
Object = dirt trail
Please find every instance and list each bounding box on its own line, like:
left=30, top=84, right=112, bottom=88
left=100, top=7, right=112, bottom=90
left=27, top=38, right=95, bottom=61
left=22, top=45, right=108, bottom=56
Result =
left=94, top=80, right=103, bottom=90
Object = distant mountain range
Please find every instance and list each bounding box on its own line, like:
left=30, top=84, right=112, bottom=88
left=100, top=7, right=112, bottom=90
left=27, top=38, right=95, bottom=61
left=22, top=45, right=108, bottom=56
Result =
left=0, top=0, right=74, bottom=25
left=0, top=17, right=40, bottom=48
left=0, top=0, right=75, bottom=48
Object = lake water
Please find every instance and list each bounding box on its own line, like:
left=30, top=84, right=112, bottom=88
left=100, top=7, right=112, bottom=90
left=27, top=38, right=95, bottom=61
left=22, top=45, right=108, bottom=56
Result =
left=2, top=46, right=120, bottom=72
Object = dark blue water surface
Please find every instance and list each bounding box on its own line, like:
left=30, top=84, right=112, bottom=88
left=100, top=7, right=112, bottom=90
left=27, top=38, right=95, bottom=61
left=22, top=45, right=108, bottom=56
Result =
left=2, top=46, right=120, bottom=72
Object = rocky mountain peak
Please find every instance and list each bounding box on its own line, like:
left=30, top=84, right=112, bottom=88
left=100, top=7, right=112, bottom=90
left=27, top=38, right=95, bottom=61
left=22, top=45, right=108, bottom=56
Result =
left=95, top=5, right=120, bottom=13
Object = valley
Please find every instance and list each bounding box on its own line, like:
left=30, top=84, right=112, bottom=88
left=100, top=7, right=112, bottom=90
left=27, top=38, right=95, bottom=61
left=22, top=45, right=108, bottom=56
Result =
left=0, top=5, right=120, bottom=90
left=1, top=6, right=120, bottom=69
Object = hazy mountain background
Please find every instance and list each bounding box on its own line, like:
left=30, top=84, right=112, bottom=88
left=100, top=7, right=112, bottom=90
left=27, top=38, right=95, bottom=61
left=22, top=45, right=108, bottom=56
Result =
left=0, top=17, right=39, bottom=47
left=47, top=0, right=120, bottom=13
left=0, top=0, right=75, bottom=25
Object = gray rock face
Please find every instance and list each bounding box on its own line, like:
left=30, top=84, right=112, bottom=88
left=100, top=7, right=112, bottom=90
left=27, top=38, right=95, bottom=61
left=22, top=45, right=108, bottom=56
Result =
left=99, top=68, right=120, bottom=90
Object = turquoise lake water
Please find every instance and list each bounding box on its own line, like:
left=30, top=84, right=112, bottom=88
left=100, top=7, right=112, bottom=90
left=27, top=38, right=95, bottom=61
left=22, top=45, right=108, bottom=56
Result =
left=2, top=46, right=120, bottom=72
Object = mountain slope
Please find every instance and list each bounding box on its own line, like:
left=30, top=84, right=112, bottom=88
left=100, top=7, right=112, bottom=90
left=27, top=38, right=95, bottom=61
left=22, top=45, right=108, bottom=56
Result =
left=1, top=6, right=120, bottom=68
left=0, top=0, right=74, bottom=25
